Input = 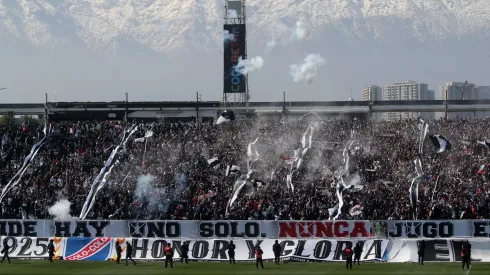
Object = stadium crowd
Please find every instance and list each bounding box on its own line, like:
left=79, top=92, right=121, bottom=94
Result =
left=1, top=116, right=490, bottom=221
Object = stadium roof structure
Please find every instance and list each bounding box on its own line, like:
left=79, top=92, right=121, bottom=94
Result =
left=1, top=100, right=490, bottom=120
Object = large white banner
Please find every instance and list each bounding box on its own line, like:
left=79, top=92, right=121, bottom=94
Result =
left=0, top=237, right=386, bottom=262
left=0, top=237, right=66, bottom=259
left=1, top=220, right=490, bottom=239
left=0, top=220, right=373, bottom=238
left=116, top=238, right=388, bottom=262
left=386, top=239, right=487, bottom=262
left=2, top=237, right=490, bottom=262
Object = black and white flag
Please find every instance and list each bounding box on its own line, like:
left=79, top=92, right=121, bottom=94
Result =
left=134, top=130, right=154, bottom=143
left=215, top=110, right=235, bottom=125
left=477, top=140, right=490, bottom=149
left=207, top=156, right=220, bottom=167
left=247, top=137, right=260, bottom=171
left=225, top=165, right=241, bottom=176
left=349, top=205, right=363, bottom=216
left=429, top=135, right=451, bottom=153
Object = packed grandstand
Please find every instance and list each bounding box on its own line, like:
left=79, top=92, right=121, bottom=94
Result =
left=1, top=116, right=489, bottom=222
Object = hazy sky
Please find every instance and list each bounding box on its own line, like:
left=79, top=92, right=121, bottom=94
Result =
left=1, top=6, right=489, bottom=103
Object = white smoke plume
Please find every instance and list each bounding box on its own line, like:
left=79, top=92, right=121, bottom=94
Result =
left=289, top=54, right=325, bottom=84
left=293, top=21, right=310, bottom=41
left=347, top=174, right=362, bottom=187
left=48, top=199, right=73, bottom=220
left=174, top=173, right=189, bottom=196
left=265, top=40, right=277, bottom=52
left=223, top=30, right=236, bottom=43
left=235, top=56, right=264, bottom=74
left=228, top=9, right=238, bottom=18
left=134, top=174, right=156, bottom=198
left=265, top=21, right=310, bottom=52
left=133, top=173, right=188, bottom=214
left=133, top=174, right=162, bottom=211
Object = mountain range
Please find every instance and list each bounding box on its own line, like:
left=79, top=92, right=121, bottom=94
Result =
left=1, top=0, right=489, bottom=102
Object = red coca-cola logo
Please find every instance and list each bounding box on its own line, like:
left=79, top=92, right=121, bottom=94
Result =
left=65, top=238, right=111, bottom=261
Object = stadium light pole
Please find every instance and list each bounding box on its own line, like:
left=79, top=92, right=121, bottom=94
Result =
left=45, top=93, right=49, bottom=123
left=456, top=80, right=476, bottom=100
left=196, top=92, right=202, bottom=124
left=445, top=89, right=448, bottom=120
left=282, top=91, right=286, bottom=114
left=125, top=92, right=128, bottom=123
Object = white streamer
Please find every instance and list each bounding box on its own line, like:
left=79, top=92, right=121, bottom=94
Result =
left=80, top=162, right=118, bottom=219
left=431, top=172, right=442, bottom=203
left=79, top=125, right=138, bottom=219
left=333, top=183, right=344, bottom=220
left=227, top=136, right=260, bottom=214
left=226, top=175, right=250, bottom=216
left=332, top=131, right=363, bottom=220
left=409, top=158, right=424, bottom=220
left=0, top=123, right=51, bottom=203
left=418, top=119, right=429, bottom=154
left=299, top=112, right=323, bottom=123
left=80, top=125, right=137, bottom=217
left=286, top=174, right=293, bottom=192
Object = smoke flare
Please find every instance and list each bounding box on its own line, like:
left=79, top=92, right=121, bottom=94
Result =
left=293, top=21, right=310, bottom=40
left=228, top=9, right=238, bottom=19
left=289, top=54, right=325, bottom=84
left=265, top=40, right=277, bottom=52
left=48, top=199, right=73, bottom=220
left=265, top=21, right=310, bottom=52
left=235, top=56, right=264, bottom=74
left=223, top=30, right=236, bottom=43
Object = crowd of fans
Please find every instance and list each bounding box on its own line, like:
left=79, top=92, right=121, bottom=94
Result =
left=1, top=116, right=490, bottom=221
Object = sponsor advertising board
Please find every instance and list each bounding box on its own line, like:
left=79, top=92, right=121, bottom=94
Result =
left=223, top=24, right=246, bottom=94
left=63, top=237, right=113, bottom=261
left=1, top=220, right=490, bottom=239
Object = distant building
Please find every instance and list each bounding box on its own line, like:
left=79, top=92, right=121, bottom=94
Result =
left=475, top=86, right=490, bottom=118
left=361, top=85, right=382, bottom=121
left=438, top=82, right=477, bottom=119
left=361, top=85, right=382, bottom=101
left=427, top=90, right=435, bottom=100
left=382, top=81, right=430, bottom=121
left=424, top=90, right=435, bottom=119
left=477, top=86, right=490, bottom=100
left=439, top=82, right=477, bottom=101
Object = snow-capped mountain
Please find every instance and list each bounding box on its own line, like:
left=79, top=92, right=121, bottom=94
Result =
left=1, top=0, right=490, bottom=54
left=1, top=0, right=490, bottom=103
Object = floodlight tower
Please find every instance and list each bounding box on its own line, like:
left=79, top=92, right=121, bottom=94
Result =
left=223, top=0, right=248, bottom=107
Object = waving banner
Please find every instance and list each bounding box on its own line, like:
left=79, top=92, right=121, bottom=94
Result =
left=1, top=220, right=490, bottom=239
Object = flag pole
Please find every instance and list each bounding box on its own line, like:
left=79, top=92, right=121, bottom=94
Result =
left=143, top=137, right=148, bottom=164
left=142, top=126, right=154, bottom=165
